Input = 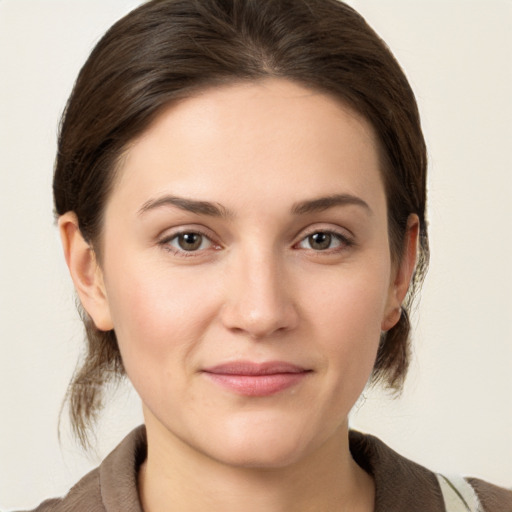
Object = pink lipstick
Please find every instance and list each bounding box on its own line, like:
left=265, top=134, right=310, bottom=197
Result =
left=202, top=361, right=311, bottom=396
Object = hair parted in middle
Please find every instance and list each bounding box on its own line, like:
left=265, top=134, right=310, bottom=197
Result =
left=53, top=0, right=428, bottom=446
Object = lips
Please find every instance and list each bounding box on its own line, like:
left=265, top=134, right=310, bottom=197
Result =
left=201, top=361, right=311, bottom=396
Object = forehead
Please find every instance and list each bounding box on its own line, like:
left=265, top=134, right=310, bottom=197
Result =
left=112, top=78, right=385, bottom=214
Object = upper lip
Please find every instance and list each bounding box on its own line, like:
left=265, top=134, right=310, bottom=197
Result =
left=202, top=361, right=310, bottom=375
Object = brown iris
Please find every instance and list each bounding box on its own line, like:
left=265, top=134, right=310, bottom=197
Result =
left=308, top=232, right=332, bottom=250
left=177, top=233, right=203, bottom=251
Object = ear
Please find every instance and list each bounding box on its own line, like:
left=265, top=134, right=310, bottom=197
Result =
left=381, top=214, right=420, bottom=332
left=58, top=212, right=114, bottom=331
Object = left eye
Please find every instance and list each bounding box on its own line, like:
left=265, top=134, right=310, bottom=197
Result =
left=297, top=231, right=345, bottom=251
left=166, top=232, right=212, bottom=252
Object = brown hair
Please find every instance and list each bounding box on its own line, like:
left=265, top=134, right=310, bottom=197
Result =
left=54, top=0, right=428, bottom=447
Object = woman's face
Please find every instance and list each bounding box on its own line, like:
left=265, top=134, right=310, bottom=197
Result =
left=84, top=79, right=408, bottom=468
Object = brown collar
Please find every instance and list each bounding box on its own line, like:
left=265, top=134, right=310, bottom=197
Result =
left=97, top=426, right=445, bottom=511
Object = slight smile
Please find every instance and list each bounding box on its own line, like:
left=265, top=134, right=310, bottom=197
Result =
left=201, top=361, right=313, bottom=397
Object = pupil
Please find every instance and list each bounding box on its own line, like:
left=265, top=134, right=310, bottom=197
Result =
left=179, top=233, right=202, bottom=250
left=310, top=232, right=331, bottom=250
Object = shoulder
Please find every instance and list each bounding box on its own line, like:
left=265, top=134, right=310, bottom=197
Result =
left=14, top=426, right=147, bottom=512
left=468, top=477, right=512, bottom=512
left=349, top=430, right=512, bottom=512
left=14, top=468, right=103, bottom=512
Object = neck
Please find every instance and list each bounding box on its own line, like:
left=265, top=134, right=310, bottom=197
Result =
left=138, top=416, right=374, bottom=512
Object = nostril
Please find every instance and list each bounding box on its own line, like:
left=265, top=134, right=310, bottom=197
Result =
left=220, top=298, right=299, bottom=339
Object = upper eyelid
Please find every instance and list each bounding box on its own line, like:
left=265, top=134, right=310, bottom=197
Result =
left=301, top=227, right=350, bottom=237
left=156, top=224, right=354, bottom=247
left=296, top=231, right=350, bottom=248
left=295, top=224, right=354, bottom=242
left=158, top=225, right=217, bottom=242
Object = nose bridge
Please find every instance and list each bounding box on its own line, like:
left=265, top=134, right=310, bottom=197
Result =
left=221, top=242, right=298, bottom=338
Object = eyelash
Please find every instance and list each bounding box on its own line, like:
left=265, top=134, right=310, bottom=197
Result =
left=158, top=227, right=354, bottom=258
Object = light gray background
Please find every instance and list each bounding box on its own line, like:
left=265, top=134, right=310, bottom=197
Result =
left=1, top=0, right=511, bottom=509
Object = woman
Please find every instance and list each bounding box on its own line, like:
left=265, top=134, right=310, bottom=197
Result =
left=14, top=0, right=511, bottom=510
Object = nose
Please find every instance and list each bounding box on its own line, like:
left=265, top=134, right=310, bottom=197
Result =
left=219, top=248, right=299, bottom=339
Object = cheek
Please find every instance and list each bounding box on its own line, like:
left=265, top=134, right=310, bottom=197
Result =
left=305, top=263, right=390, bottom=339
left=102, top=257, right=219, bottom=382
left=324, top=288, right=382, bottom=378
left=302, top=263, right=391, bottom=384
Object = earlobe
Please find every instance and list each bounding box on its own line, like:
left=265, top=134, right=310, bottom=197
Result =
left=58, top=212, right=114, bottom=331
left=381, top=306, right=403, bottom=332
left=381, top=214, right=420, bottom=332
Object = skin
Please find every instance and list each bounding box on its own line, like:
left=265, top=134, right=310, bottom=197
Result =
left=60, top=79, right=418, bottom=512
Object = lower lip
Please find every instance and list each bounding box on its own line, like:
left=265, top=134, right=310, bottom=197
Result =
left=203, top=372, right=309, bottom=396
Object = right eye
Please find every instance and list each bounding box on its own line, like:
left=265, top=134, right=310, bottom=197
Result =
left=162, top=231, right=214, bottom=254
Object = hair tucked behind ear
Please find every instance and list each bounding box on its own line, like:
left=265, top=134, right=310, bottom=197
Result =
left=61, top=310, right=124, bottom=448
left=373, top=308, right=411, bottom=391
left=55, top=0, right=428, bottom=447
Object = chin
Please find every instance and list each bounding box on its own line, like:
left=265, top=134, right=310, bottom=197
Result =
left=209, top=440, right=308, bottom=470
left=198, top=418, right=328, bottom=470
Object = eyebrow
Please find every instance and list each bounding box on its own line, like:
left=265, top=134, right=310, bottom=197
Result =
left=138, top=195, right=233, bottom=218
left=138, top=193, right=371, bottom=218
left=292, top=194, right=372, bottom=215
